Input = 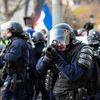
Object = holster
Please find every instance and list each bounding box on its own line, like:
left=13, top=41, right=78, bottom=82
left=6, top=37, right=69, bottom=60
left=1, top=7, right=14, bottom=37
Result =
left=67, top=90, right=77, bottom=100
left=67, top=88, right=87, bottom=100
left=3, top=74, right=17, bottom=93
left=77, top=88, right=87, bottom=100
left=9, top=77, right=17, bottom=92
left=68, top=91, right=75, bottom=100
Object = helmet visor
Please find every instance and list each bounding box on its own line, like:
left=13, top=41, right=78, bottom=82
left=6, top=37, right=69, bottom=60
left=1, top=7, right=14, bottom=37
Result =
left=0, top=28, right=8, bottom=40
left=48, top=28, right=70, bottom=46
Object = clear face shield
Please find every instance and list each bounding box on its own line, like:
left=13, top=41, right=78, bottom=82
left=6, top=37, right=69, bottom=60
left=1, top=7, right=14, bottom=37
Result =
left=0, top=29, right=9, bottom=40
left=0, top=22, right=11, bottom=40
left=48, top=28, right=70, bottom=51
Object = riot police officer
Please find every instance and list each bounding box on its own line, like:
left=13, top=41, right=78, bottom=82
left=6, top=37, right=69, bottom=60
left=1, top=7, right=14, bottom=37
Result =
left=36, top=23, right=94, bottom=100
left=32, top=31, right=46, bottom=60
left=87, top=30, right=100, bottom=100
left=0, top=21, right=29, bottom=100
left=83, top=21, right=94, bottom=35
left=0, top=44, right=6, bottom=87
left=32, top=31, right=49, bottom=99
left=23, top=31, right=38, bottom=100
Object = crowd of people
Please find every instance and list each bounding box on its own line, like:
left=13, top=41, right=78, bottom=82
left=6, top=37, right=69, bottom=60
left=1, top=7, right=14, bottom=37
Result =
left=0, top=20, right=99, bottom=100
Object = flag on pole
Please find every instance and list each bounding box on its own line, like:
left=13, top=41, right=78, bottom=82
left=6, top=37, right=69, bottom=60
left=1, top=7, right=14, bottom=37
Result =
left=33, top=4, right=52, bottom=32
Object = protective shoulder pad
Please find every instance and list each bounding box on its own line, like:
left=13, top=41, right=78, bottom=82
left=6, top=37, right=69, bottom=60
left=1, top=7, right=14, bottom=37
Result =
left=77, top=45, right=93, bottom=70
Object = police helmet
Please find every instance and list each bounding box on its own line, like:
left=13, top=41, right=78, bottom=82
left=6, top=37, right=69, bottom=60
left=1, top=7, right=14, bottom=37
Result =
left=24, top=31, right=32, bottom=42
left=87, top=30, right=100, bottom=45
left=0, top=21, right=23, bottom=34
left=83, top=22, right=94, bottom=31
left=24, top=27, right=35, bottom=37
left=32, top=31, right=45, bottom=44
left=48, top=23, right=74, bottom=45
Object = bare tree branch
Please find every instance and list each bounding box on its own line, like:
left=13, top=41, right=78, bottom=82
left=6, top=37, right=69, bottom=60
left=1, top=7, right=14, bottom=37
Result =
left=24, top=0, right=30, bottom=16
left=9, top=0, right=25, bottom=17
left=3, top=0, right=9, bottom=13
left=0, top=0, right=25, bottom=21
left=34, top=0, right=45, bottom=16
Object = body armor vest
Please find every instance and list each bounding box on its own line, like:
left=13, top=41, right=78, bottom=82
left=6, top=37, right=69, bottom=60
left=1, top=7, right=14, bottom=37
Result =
left=53, top=43, right=90, bottom=94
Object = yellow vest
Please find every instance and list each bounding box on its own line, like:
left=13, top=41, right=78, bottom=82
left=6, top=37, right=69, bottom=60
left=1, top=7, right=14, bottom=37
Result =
left=0, top=39, right=9, bottom=45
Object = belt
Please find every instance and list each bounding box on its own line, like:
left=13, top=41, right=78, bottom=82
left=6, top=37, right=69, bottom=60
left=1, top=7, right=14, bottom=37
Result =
left=4, top=79, right=23, bottom=85
left=16, top=80, right=24, bottom=83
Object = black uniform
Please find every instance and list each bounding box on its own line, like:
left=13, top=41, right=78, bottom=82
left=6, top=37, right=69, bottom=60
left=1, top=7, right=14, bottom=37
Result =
left=0, top=21, right=29, bottom=100
left=87, top=30, right=100, bottom=100
left=36, top=23, right=94, bottom=100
